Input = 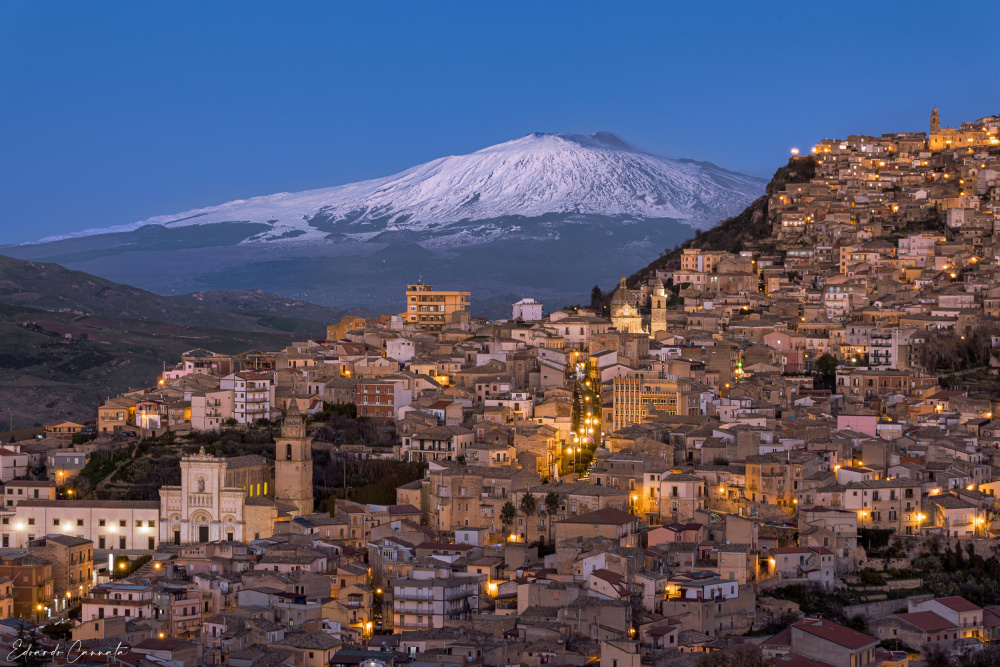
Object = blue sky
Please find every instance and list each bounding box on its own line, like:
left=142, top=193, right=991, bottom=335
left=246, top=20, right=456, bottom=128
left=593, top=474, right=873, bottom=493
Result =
left=1, top=1, right=996, bottom=243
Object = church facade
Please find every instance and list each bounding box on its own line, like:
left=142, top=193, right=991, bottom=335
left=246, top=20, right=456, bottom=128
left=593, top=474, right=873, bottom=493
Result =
left=159, top=404, right=315, bottom=545
left=610, top=274, right=668, bottom=335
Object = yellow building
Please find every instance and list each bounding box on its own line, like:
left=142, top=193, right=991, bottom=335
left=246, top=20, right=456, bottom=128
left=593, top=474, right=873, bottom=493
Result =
left=399, top=283, right=470, bottom=330
left=680, top=248, right=725, bottom=274
left=611, top=374, right=699, bottom=431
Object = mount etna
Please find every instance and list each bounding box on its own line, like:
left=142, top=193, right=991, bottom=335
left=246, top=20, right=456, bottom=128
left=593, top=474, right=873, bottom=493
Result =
left=6, top=133, right=764, bottom=317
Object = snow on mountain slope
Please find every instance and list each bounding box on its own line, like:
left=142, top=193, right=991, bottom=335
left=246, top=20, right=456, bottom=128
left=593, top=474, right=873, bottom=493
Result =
left=33, top=133, right=764, bottom=244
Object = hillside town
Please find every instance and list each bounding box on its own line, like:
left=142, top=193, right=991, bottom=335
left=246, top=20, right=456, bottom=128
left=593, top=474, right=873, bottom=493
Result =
left=2, top=110, right=1000, bottom=667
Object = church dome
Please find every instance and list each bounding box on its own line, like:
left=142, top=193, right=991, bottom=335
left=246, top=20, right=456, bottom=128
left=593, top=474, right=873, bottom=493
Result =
left=610, top=274, right=629, bottom=305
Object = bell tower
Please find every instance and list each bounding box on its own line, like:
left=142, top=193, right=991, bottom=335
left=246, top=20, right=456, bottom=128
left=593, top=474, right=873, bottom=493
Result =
left=274, top=403, right=314, bottom=515
left=930, top=107, right=940, bottom=133
left=650, top=277, right=668, bottom=335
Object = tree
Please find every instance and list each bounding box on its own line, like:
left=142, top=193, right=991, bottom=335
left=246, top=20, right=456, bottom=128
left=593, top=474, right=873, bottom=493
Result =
left=520, top=493, right=537, bottom=540
left=590, top=285, right=603, bottom=310
left=814, top=353, right=838, bottom=389
left=500, top=501, right=517, bottom=540
left=544, top=491, right=560, bottom=544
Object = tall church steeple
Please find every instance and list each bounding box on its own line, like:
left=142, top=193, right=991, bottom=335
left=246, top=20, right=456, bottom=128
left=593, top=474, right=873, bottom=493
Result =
left=930, top=107, right=941, bottom=133
left=274, top=403, right=314, bottom=515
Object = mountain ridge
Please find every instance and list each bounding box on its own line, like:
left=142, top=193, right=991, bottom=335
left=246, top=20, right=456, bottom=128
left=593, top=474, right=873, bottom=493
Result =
left=0, top=255, right=361, bottom=336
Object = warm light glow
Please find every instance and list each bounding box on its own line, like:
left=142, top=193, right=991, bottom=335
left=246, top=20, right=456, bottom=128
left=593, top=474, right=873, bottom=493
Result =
left=376, top=588, right=382, bottom=595
left=155, top=562, right=161, bottom=570
left=968, top=484, right=975, bottom=491
left=790, top=148, right=800, bottom=155
left=119, top=563, right=127, bottom=570
left=159, top=633, right=165, bottom=639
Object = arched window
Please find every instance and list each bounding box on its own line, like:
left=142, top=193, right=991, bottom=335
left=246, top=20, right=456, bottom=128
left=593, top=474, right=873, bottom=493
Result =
left=286, top=444, right=292, bottom=460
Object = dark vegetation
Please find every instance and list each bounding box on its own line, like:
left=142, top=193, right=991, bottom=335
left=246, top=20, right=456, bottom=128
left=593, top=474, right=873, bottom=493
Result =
left=83, top=410, right=422, bottom=508
left=908, top=542, right=1000, bottom=606
left=317, top=456, right=425, bottom=509
left=313, top=404, right=395, bottom=448
left=916, top=322, right=1000, bottom=373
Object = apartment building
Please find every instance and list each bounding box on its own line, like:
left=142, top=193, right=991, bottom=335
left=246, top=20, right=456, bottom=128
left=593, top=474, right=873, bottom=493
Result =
left=82, top=581, right=157, bottom=621
left=611, top=373, right=699, bottom=431
left=390, top=569, right=484, bottom=630
left=357, top=379, right=412, bottom=421
left=0, top=553, right=53, bottom=620
left=745, top=452, right=821, bottom=507
left=842, top=479, right=923, bottom=535
left=29, top=535, right=93, bottom=608
left=220, top=371, right=275, bottom=424
left=400, top=283, right=471, bottom=331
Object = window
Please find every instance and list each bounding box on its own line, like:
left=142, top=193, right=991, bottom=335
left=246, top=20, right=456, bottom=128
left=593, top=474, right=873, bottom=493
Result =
left=119, top=520, right=126, bottom=527
left=27, top=519, right=34, bottom=526
left=53, top=519, right=60, bottom=526
left=99, top=520, right=106, bottom=527
left=77, top=519, right=84, bottom=526
left=148, top=521, right=155, bottom=527
left=136, top=521, right=143, bottom=528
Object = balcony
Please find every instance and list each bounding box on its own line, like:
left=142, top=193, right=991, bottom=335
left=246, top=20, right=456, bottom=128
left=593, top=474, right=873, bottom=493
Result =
left=188, top=494, right=214, bottom=508
left=395, top=591, right=434, bottom=601
left=394, top=588, right=471, bottom=602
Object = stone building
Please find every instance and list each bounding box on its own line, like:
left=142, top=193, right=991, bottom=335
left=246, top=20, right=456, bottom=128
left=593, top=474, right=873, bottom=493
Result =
left=275, top=403, right=315, bottom=516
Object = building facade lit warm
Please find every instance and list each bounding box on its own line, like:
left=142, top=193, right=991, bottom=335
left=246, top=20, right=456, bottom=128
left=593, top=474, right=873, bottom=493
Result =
left=400, top=284, right=470, bottom=331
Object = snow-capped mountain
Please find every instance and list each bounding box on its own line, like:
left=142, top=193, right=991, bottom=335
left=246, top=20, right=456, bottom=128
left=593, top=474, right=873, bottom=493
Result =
left=11, top=133, right=765, bottom=315
left=35, top=133, right=763, bottom=245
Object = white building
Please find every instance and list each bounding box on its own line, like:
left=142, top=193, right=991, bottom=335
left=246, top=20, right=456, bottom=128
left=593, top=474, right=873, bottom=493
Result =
left=219, top=371, right=275, bottom=424
left=10, top=500, right=160, bottom=551
left=512, top=298, right=543, bottom=322
left=386, top=338, right=416, bottom=363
